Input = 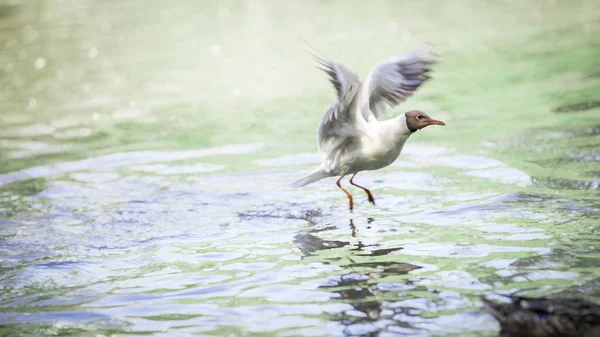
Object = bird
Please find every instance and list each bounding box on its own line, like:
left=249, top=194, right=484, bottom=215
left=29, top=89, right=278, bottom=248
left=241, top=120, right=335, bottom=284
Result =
left=291, top=47, right=444, bottom=211
left=482, top=295, right=600, bottom=337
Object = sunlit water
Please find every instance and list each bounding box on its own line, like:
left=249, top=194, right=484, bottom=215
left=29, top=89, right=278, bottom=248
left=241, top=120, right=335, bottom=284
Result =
left=1, top=1, right=599, bottom=336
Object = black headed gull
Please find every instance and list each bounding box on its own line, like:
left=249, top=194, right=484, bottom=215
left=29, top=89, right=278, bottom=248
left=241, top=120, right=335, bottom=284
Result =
left=291, top=47, right=445, bottom=211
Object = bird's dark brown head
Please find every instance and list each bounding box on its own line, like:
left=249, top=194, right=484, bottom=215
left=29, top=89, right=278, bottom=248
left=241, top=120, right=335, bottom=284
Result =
left=405, top=110, right=445, bottom=132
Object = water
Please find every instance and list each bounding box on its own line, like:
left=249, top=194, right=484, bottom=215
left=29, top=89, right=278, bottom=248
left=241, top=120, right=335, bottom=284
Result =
left=0, top=1, right=599, bottom=336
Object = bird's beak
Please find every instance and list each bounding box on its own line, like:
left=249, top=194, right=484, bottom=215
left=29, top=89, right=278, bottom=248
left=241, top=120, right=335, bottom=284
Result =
left=426, top=119, right=446, bottom=126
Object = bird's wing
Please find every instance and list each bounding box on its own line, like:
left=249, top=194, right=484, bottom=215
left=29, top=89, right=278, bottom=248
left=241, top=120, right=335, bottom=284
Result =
left=315, top=56, right=364, bottom=172
left=361, top=47, right=435, bottom=121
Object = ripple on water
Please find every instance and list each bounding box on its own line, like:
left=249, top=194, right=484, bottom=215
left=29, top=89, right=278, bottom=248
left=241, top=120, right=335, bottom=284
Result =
left=130, top=162, right=224, bottom=174
left=533, top=177, right=600, bottom=190
left=70, top=172, right=120, bottom=183
left=461, top=167, right=532, bottom=186
left=401, top=242, right=550, bottom=258
left=0, top=143, right=271, bottom=185
left=253, top=152, right=320, bottom=167
left=483, top=233, right=553, bottom=241
left=553, top=100, right=600, bottom=113
left=475, top=223, right=543, bottom=233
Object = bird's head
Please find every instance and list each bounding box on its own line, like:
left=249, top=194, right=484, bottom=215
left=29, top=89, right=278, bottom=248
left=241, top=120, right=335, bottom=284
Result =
left=404, top=110, right=445, bottom=132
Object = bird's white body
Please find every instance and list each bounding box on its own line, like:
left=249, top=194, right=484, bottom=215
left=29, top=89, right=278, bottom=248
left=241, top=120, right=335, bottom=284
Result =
left=328, top=115, right=411, bottom=175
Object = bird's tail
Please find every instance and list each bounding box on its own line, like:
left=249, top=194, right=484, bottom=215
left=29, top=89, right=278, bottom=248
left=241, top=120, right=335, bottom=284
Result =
left=290, top=169, right=330, bottom=188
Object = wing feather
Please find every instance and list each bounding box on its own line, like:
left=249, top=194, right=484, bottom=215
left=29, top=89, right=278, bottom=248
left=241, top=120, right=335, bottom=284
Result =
left=361, top=47, right=435, bottom=121
left=314, top=56, right=364, bottom=172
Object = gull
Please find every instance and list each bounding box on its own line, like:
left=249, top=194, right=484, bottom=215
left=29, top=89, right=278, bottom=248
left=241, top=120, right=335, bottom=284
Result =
left=291, top=47, right=445, bottom=211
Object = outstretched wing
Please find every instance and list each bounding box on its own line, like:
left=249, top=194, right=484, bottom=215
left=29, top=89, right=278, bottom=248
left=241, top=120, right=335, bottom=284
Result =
left=314, top=56, right=364, bottom=171
left=361, top=47, right=435, bottom=121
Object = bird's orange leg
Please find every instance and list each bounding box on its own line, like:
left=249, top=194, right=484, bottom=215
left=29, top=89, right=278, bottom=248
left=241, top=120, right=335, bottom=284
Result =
left=336, top=176, right=353, bottom=211
left=350, top=173, right=375, bottom=205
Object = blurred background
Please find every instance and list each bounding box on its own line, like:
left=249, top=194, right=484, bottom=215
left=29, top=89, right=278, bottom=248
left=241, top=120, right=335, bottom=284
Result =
left=0, top=0, right=599, bottom=336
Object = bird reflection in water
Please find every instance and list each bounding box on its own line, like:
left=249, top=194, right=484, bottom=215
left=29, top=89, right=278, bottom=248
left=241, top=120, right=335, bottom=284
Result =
left=294, top=219, right=430, bottom=335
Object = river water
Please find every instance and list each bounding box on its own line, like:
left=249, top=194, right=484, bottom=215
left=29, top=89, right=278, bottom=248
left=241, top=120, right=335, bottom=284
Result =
left=1, top=1, right=599, bottom=336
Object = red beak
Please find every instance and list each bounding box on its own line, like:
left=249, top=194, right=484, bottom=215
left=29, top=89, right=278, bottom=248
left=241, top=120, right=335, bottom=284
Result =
left=427, top=119, right=446, bottom=126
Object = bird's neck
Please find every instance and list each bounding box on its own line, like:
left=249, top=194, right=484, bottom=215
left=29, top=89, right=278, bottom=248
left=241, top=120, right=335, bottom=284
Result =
left=396, top=115, right=414, bottom=136
left=375, top=116, right=412, bottom=146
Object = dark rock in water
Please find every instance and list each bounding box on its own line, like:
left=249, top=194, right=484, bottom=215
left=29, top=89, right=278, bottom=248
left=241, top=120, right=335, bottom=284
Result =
left=482, top=295, right=600, bottom=337
left=553, top=100, right=600, bottom=113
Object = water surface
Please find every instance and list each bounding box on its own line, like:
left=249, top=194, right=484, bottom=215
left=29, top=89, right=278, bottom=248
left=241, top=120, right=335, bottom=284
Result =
left=1, top=1, right=599, bottom=336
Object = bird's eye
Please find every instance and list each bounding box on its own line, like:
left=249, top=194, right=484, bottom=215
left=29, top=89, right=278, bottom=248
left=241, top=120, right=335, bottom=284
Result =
left=416, top=115, right=422, bottom=120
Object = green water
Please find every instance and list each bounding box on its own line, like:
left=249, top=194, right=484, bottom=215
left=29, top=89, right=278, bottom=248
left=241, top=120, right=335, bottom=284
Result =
left=0, top=1, right=599, bottom=336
